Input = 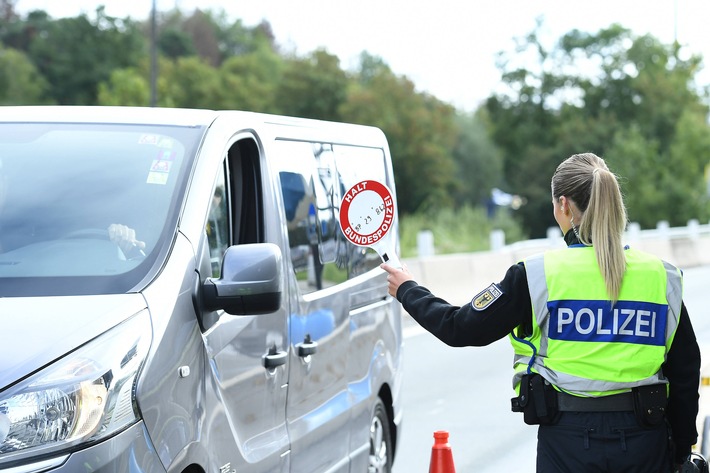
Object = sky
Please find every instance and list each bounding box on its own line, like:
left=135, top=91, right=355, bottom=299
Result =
left=13, top=0, right=710, bottom=112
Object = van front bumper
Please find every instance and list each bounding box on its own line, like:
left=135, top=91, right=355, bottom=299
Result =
left=0, top=421, right=166, bottom=473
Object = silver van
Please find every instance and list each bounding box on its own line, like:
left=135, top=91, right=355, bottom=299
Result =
left=0, top=107, right=403, bottom=473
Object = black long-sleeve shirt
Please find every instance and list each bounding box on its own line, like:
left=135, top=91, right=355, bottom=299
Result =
left=396, top=233, right=701, bottom=462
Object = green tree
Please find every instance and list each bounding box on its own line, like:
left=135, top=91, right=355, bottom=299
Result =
left=11, top=7, right=146, bottom=105
left=487, top=22, right=710, bottom=236
left=667, top=110, right=710, bottom=224
left=0, top=45, right=50, bottom=104
left=96, top=28, right=284, bottom=112
left=158, top=28, right=196, bottom=59
left=607, top=113, right=710, bottom=228
left=217, top=45, right=283, bottom=113
left=275, top=49, right=348, bottom=121
left=97, top=67, right=150, bottom=106
left=182, top=10, right=221, bottom=65
left=485, top=24, right=566, bottom=236
left=159, top=9, right=278, bottom=64
left=161, top=56, right=222, bottom=109
left=562, top=26, right=709, bottom=227
left=155, top=9, right=221, bottom=65
left=210, top=14, right=277, bottom=61
left=451, top=109, right=505, bottom=208
left=0, top=0, right=18, bottom=22
left=100, top=56, right=222, bottom=109
left=0, top=8, right=45, bottom=52
left=341, top=53, right=458, bottom=214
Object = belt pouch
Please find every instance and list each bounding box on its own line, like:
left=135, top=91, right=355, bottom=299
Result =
left=632, top=384, right=667, bottom=427
left=530, top=374, right=559, bottom=425
left=511, top=374, right=559, bottom=425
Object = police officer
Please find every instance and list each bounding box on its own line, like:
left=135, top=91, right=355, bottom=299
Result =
left=381, top=153, right=700, bottom=472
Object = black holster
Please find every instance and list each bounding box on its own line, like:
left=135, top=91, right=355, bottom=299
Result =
left=511, top=373, right=560, bottom=425
left=632, top=383, right=667, bottom=428
left=680, top=453, right=710, bottom=473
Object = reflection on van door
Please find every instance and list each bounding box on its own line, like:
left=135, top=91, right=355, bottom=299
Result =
left=278, top=142, right=350, bottom=472
left=200, top=139, right=290, bottom=472
left=276, top=140, right=389, bottom=472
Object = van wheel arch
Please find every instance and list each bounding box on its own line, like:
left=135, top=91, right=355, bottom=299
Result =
left=181, top=464, right=205, bottom=473
left=377, top=385, right=397, bottom=459
left=369, top=391, right=395, bottom=473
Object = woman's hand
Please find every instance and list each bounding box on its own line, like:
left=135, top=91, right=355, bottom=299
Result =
left=379, top=263, right=414, bottom=298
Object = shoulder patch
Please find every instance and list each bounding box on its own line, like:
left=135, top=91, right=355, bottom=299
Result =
left=471, top=283, right=503, bottom=311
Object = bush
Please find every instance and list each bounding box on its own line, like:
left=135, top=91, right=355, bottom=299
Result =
left=398, top=205, right=527, bottom=258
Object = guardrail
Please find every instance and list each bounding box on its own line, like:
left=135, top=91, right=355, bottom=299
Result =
left=404, top=220, right=710, bottom=304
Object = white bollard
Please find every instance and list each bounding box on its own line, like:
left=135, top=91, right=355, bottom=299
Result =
left=688, top=219, right=700, bottom=240
left=626, top=222, right=641, bottom=242
left=490, top=229, right=505, bottom=251
left=547, top=226, right=562, bottom=242
left=417, top=230, right=435, bottom=258
left=657, top=220, right=670, bottom=236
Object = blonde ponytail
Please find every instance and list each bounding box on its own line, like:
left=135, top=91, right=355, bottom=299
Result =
left=551, top=153, right=628, bottom=302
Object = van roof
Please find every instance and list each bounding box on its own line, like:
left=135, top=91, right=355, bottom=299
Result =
left=0, top=106, right=222, bottom=127
left=0, top=105, right=389, bottom=150
left=0, top=106, right=382, bottom=132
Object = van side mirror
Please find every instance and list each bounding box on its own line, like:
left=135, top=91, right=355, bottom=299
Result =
left=203, top=243, right=283, bottom=315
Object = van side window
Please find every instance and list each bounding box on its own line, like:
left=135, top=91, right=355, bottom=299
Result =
left=229, top=140, right=263, bottom=245
left=207, top=139, right=263, bottom=277
left=333, top=144, right=390, bottom=278
left=207, top=166, right=229, bottom=277
left=274, top=140, right=390, bottom=294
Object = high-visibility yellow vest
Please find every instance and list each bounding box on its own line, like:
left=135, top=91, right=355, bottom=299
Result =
left=510, top=246, right=683, bottom=397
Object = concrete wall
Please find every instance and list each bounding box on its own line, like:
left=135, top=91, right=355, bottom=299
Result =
left=402, top=224, right=710, bottom=305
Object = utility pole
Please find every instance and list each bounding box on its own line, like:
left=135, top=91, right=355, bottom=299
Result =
left=1, top=0, right=17, bottom=21
left=674, top=0, right=677, bottom=42
left=150, top=0, right=157, bottom=107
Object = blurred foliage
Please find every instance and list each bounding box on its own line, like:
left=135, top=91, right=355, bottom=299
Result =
left=2, top=8, right=146, bottom=104
left=0, top=45, right=50, bottom=104
left=276, top=49, right=349, bottom=121
left=340, top=52, right=459, bottom=214
left=398, top=205, right=526, bottom=258
left=2, top=5, right=710, bottom=247
left=487, top=21, right=710, bottom=236
left=451, top=109, right=505, bottom=207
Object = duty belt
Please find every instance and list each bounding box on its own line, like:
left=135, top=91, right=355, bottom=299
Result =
left=557, top=391, right=635, bottom=412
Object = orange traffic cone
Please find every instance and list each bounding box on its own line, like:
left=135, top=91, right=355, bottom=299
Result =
left=429, top=430, right=456, bottom=473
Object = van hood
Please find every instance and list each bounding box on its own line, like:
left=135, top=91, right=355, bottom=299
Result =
left=0, top=294, right=147, bottom=391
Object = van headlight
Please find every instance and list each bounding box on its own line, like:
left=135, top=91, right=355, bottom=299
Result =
left=0, top=310, right=151, bottom=462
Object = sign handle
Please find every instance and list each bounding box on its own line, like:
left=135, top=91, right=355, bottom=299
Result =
left=380, top=251, right=402, bottom=269
left=372, top=239, right=402, bottom=269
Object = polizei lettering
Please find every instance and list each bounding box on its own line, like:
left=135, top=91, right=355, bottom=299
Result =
left=548, top=300, right=668, bottom=346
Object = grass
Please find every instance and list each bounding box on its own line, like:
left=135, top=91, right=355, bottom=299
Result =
left=398, top=205, right=527, bottom=258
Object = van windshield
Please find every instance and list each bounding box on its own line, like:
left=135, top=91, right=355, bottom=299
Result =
left=0, top=122, right=204, bottom=296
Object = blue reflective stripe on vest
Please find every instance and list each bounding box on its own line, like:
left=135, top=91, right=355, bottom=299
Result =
left=548, top=299, right=667, bottom=345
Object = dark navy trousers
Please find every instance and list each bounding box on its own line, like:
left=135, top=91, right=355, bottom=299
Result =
left=536, top=411, right=674, bottom=472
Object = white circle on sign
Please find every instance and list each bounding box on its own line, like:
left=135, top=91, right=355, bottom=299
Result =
left=339, top=180, right=395, bottom=246
left=352, top=190, right=386, bottom=235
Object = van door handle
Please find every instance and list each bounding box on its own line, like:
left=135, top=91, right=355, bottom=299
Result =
left=263, top=345, right=287, bottom=369
left=297, top=334, right=318, bottom=357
